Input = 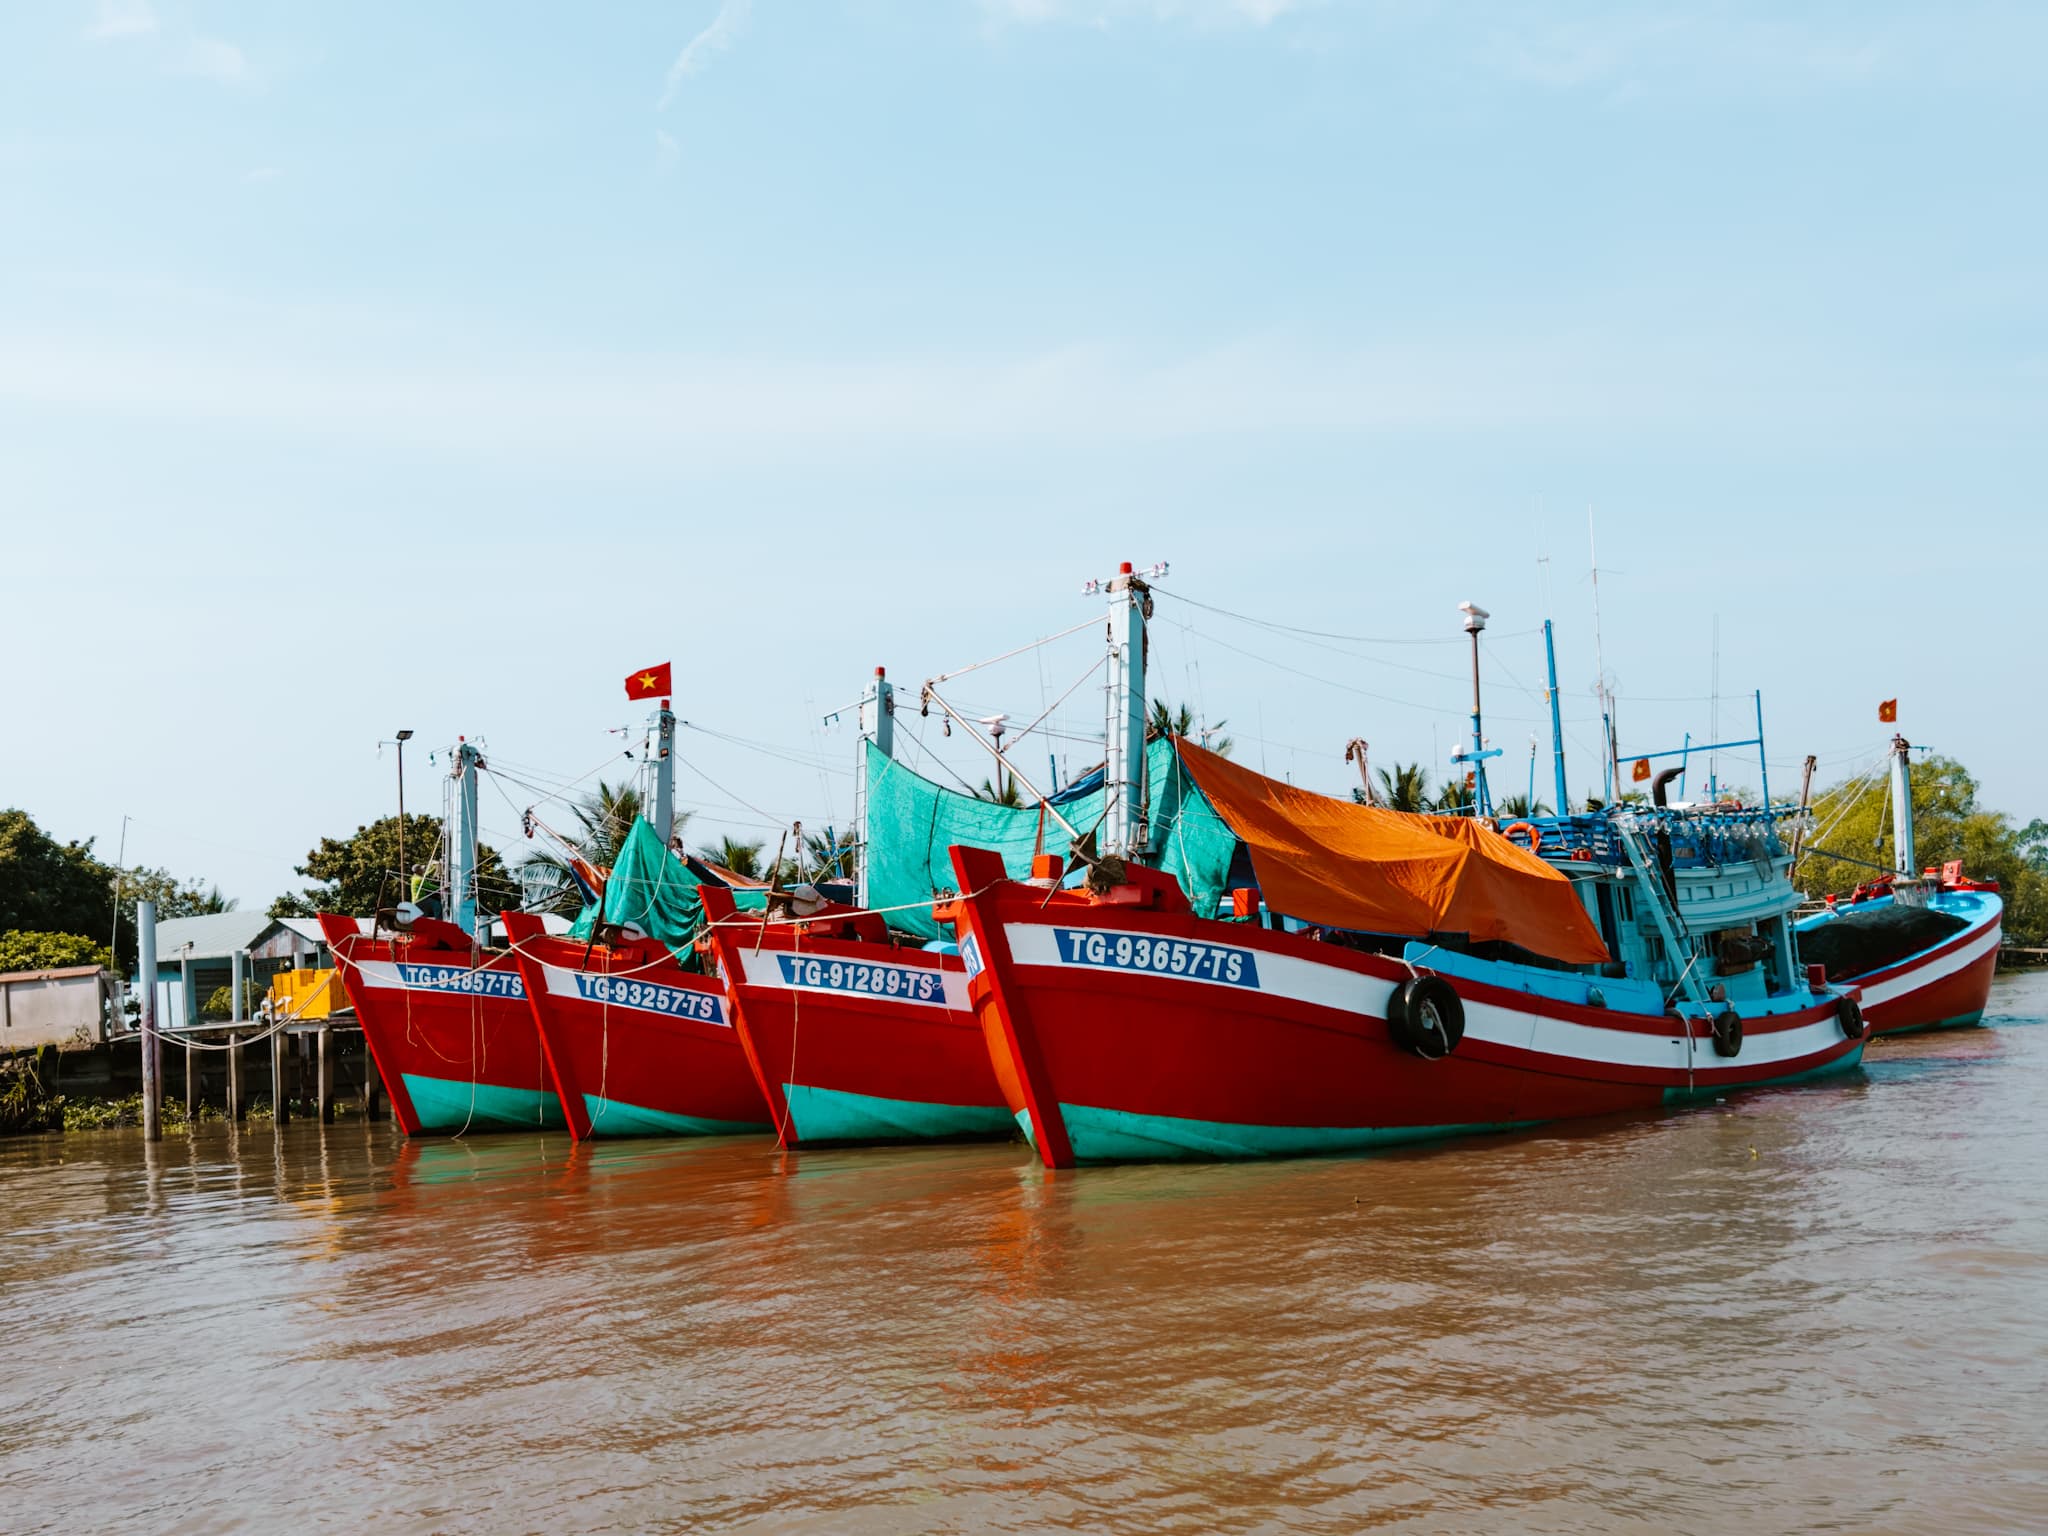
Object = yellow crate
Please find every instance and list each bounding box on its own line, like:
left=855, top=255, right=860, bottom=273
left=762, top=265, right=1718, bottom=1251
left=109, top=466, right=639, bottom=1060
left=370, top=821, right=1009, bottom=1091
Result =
left=267, top=968, right=344, bottom=1022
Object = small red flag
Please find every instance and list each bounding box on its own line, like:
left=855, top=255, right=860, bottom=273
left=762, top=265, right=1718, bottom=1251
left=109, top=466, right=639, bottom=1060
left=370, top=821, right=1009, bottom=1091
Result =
left=1631, top=757, right=1652, bottom=783
left=625, top=662, right=673, bottom=701
left=1878, top=698, right=1898, bottom=723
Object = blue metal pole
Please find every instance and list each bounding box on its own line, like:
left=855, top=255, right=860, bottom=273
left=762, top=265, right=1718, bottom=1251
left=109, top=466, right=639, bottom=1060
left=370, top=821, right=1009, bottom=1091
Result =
left=1543, top=619, right=1567, bottom=813
left=1754, top=690, right=1771, bottom=812
left=1679, top=732, right=1691, bottom=801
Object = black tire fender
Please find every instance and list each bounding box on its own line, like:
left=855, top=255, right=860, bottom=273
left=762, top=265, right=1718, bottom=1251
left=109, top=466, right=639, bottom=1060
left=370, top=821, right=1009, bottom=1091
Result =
left=1837, top=995, right=1865, bottom=1040
left=1711, top=1008, right=1743, bottom=1059
left=1389, top=975, right=1465, bottom=1058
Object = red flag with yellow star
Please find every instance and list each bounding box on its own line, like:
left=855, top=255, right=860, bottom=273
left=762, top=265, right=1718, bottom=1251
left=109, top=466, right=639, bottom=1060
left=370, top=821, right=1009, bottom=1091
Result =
left=1878, top=698, right=1898, bottom=722
left=625, top=662, right=673, bottom=701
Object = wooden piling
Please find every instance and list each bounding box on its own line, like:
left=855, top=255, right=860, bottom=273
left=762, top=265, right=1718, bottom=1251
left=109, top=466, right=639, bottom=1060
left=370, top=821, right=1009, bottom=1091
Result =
left=317, top=1026, right=333, bottom=1124
left=272, top=1030, right=291, bottom=1126
left=362, top=1035, right=384, bottom=1120
left=227, top=1032, right=244, bottom=1122
left=185, top=1040, right=195, bottom=1120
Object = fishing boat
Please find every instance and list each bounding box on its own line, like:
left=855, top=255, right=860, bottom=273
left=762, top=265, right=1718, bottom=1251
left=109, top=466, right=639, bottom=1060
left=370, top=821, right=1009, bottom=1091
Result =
left=320, top=911, right=560, bottom=1135
left=502, top=908, right=770, bottom=1139
left=1793, top=735, right=2003, bottom=1033
left=945, top=567, right=1867, bottom=1167
left=699, top=882, right=996, bottom=1146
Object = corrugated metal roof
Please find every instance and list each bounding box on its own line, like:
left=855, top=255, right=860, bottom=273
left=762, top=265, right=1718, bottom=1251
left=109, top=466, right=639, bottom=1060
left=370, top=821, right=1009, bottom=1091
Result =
left=0, top=965, right=108, bottom=983
left=153, top=911, right=278, bottom=961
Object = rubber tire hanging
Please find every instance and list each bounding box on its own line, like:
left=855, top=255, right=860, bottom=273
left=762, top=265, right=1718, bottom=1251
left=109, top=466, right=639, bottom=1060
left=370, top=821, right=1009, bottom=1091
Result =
left=1711, top=1008, right=1744, bottom=1058
left=1388, top=975, right=1465, bottom=1058
left=1837, top=996, right=1865, bottom=1040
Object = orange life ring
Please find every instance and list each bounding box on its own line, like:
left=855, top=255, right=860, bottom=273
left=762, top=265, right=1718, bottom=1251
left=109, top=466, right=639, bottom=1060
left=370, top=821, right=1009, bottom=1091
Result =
left=1502, top=820, right=1542, bottom=854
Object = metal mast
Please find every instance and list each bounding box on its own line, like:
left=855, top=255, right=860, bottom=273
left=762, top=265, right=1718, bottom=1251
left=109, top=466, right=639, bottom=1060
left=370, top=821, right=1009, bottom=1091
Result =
left=855, top=665, right=893, bottom=905
left=1543, top=619, right=1569, bottom=813
left=649, top=696, right=676, bottom=851
left=1093, top=560, right=1162, bottom=859
left=1889, top=733, right=1917, bottom=876
left=448, top=738, right=483, bottom=936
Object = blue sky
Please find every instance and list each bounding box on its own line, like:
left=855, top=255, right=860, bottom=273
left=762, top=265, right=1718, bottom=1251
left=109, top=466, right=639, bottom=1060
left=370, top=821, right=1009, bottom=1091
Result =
left=3, top=1, right=2043, bottom=907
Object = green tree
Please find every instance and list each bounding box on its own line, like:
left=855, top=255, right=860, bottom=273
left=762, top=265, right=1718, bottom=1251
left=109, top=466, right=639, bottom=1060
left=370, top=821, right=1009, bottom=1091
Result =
left=514, top=781, right=693, bottom=916
left=1801, top=754, right=2047, bottom=948
left=0, top=809, right=113, bottom=944
left=1147, top=700, right=1233, bottom=756
left=976, top=776, right=1026, bottom=807
left=700, top=836, right=765, bottom=881
left=201, top=979, right=267, bottom=1021
left=1496, top=794, right=1552, bottom=818
left=1363, top=762, right=1433, bottom=813
left=0, top=930, right=117, bottom=975
left=0, top=810, right=228, bottom=971
left=271, top=814, right=516, bottom=919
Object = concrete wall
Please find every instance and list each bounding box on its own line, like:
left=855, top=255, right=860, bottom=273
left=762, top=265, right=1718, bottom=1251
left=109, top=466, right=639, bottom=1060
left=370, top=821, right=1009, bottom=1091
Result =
left=1, top=970, right=113, bottom=1051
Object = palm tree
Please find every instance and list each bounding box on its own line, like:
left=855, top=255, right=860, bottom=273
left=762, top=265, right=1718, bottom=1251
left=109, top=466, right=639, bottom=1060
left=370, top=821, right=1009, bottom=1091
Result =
left=704, top=836, right=765, bottom=880
left=976, top=776, right=1025, bottom=807
left=804, top=828, right=856, bottom=882
left=1434, top=776, right=1476, bottom=814
left=516, top=779, right=691, bottom=914
left=1374, top=762, right=1433, bottom=813
left=1147, top=700, right=1233, bottom=757
left=1497, top=794, right=1551, bottom=818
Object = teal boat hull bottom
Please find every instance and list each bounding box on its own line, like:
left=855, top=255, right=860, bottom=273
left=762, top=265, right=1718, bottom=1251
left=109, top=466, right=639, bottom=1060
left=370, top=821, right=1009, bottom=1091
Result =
left=401, top=1073, right=566, bottom=1133
left=1660, top=1042, right=1868, bottom=1104
left=781, top=1083, right=1016, bottom=1145
left=1040, top=1102, right=1543, bottom=1163
left=582, top=1094, right=768, bottom=1138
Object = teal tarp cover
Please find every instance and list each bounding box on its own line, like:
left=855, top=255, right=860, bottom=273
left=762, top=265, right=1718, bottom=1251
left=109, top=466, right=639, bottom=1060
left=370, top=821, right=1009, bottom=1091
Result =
left=568, top=818, right=765, bottom=960
left=863, top=736, right=1239, bottom=939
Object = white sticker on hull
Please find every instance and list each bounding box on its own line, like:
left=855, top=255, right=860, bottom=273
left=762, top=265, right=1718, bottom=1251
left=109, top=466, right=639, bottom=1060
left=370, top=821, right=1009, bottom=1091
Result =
left=725, top=946, right=964, bottom=1010
left=355, top=959, right=525, bottom=999
left=543, top=964, right=728, bottom=1026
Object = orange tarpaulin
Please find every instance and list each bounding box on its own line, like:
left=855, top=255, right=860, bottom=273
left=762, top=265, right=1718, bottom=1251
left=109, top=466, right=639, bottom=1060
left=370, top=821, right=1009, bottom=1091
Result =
left=1173, top=738, right=1610, bottom=965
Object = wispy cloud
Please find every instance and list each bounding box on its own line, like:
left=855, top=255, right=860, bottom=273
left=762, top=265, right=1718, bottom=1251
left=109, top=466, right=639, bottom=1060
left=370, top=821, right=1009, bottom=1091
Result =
left=82, top=0, right=251, bottom=85
left=655, top=129, right=681, bottom=177
left=979, top=0, right=1302, bottom=28
left=85, top=0, right=157, bottom=42
left=173, top=36, right=249, bottom=83
left=659, top=0, right=754, bottom=109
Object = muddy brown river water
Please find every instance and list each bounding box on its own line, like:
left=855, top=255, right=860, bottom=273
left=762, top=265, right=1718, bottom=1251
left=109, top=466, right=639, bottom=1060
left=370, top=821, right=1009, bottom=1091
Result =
left=3, top=973, right=2046, bottom=1533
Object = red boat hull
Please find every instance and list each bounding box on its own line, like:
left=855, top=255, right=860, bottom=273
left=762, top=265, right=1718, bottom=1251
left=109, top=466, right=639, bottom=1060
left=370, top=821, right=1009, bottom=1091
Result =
left=1809, top=891, right=2003, bottom=1036
left=946, top=848, right=1866, bottom=1168
left=318, top=915, right=559, bottom=1136
left=502, top=916, right=770, bottom=1140
left=701, top=891, right=1005, bottom=1147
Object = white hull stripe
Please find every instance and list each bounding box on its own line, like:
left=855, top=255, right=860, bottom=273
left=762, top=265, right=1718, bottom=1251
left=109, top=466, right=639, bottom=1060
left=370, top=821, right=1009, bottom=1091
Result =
left=540, top=962, right=728, bottom=1027
left=1854, top=925, right=2002, bottom=1007
left=354, top=959, right=524, bottom=1000
left=724, top=946, right=966, bottom=1010
left=1001, top=923, right=1849, bottom=1075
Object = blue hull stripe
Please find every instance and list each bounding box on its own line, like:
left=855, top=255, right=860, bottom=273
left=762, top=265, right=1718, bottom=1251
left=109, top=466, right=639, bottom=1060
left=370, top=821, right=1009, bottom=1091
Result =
left=401, top=1073, right=565, bottom=1133
left=781, top=1083, right=1015, bottom=1145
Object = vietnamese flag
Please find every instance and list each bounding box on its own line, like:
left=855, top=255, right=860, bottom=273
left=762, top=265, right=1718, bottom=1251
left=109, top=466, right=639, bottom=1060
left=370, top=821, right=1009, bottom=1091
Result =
left=1878, top=698, right=1898, bottom=723
left=1631, top=757, right=1652, bottom=783
left=625, top=662, right=673, bottom=701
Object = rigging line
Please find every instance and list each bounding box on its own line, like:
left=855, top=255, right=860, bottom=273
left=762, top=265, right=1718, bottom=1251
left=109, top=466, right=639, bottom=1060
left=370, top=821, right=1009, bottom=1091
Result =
left=1154, top=587, right=1537, bottom=648
left=923, top=613, right=1105, bottom=688
left=1181, top=622, right=1563, bottom=726
left=674, top=752, right=797, bottom=833
left=1192, top=609, right=1476, bottom=683
left=1001, top=655, right=1108, bottom=757
left=899, top=714, right=987, bottom=797
left=679, top=722, right=848, bottom=773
